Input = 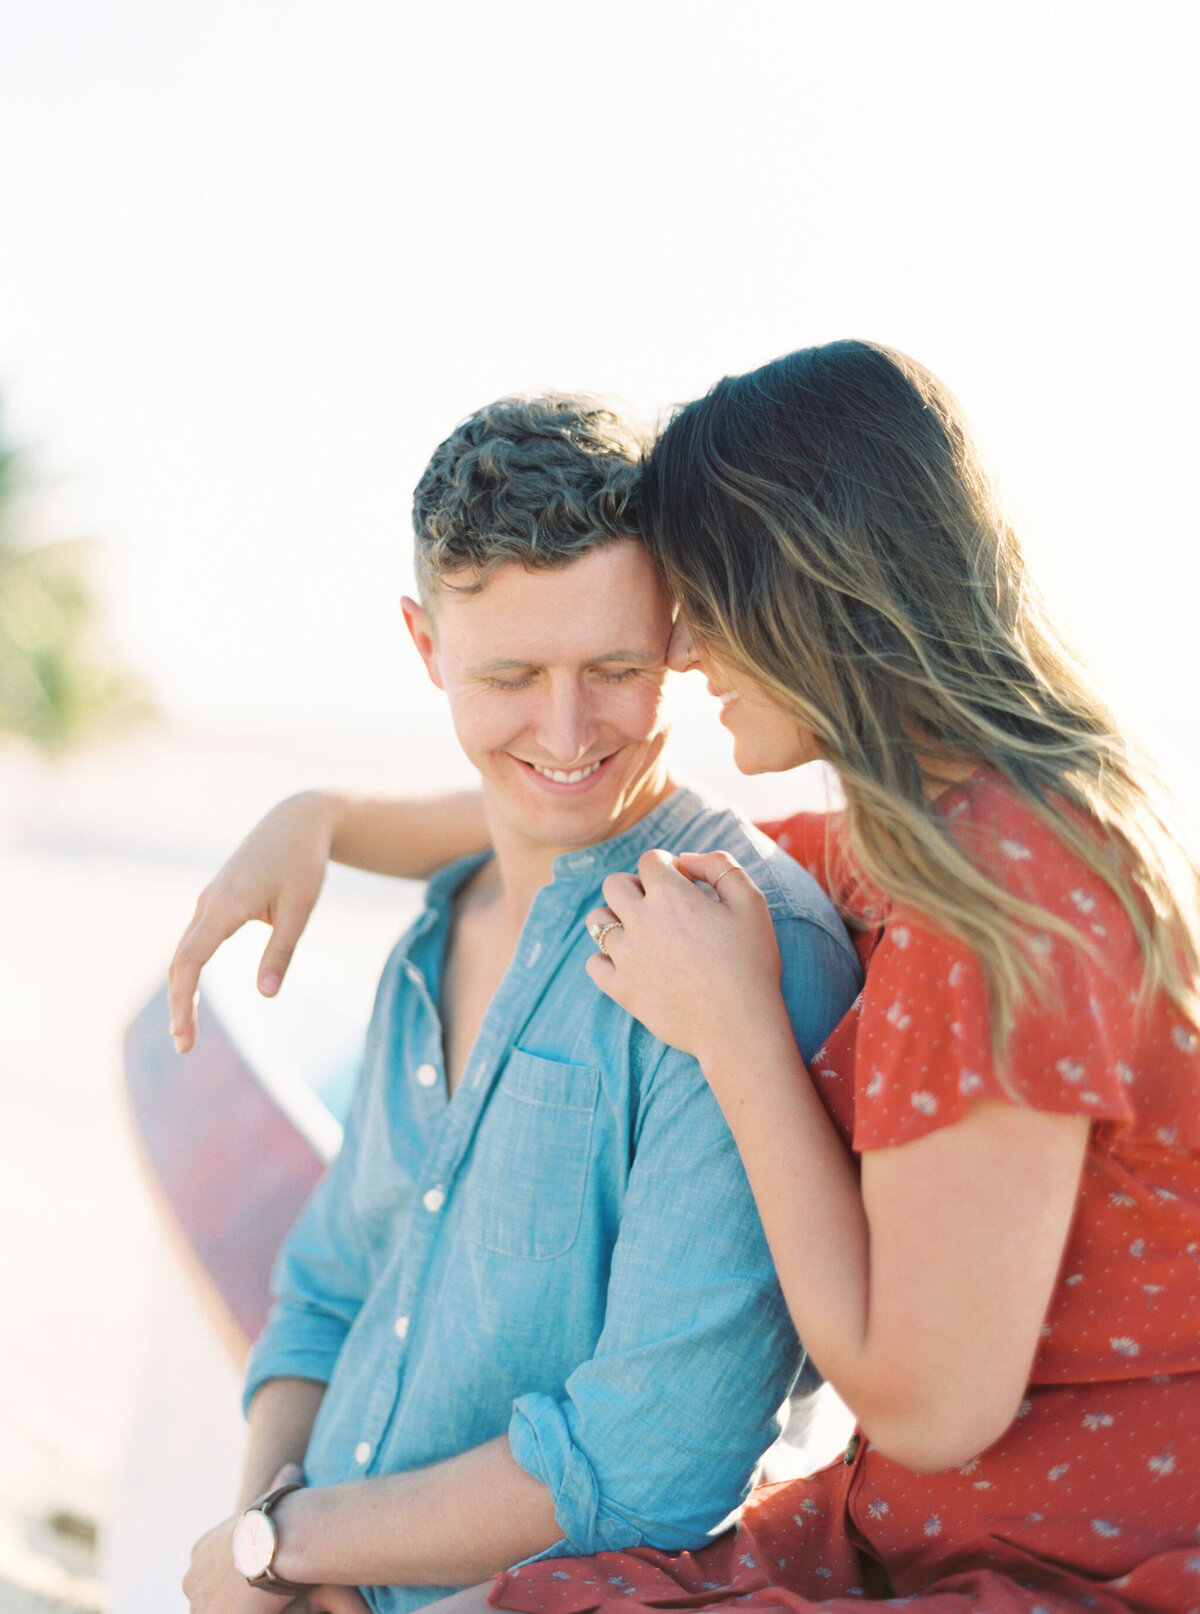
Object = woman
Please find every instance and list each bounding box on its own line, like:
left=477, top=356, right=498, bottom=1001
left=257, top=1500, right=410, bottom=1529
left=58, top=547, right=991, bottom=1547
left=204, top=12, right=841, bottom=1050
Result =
left=172, top=342, right=1200, bottom=1613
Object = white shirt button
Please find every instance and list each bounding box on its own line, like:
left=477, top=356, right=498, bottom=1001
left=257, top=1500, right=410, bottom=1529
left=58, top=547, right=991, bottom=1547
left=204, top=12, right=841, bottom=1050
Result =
left=354, top=1441, right=371, bottom=1465
left=415, top=1063, right=438, bottom=1088
left=422, top=1186, right=446, bottom=1213
left=394, top=1315, right=409, bottom=1339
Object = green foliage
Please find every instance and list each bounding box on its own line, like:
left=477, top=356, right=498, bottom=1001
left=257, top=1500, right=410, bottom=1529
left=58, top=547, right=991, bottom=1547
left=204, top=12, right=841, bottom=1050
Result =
left=0, top=411, right=151, bottom=752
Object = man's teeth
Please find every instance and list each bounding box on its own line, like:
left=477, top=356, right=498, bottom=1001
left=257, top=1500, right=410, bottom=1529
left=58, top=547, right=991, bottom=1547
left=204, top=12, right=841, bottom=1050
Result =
left=531, top=760, right=604, bottom=784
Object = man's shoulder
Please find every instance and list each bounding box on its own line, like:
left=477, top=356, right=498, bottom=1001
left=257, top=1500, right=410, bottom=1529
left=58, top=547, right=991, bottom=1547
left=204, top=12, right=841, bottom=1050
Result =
left=666, top=789, right=850, bottom=942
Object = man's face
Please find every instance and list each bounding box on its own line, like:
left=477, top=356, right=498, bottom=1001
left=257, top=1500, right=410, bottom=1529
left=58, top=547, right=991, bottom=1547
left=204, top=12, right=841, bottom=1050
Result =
left=404, top=540, right=675, bottom=854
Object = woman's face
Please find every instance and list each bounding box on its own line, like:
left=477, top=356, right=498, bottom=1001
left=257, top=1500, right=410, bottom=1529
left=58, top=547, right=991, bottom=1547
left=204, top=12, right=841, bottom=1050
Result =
left=666, top=616, right=822, bottom=775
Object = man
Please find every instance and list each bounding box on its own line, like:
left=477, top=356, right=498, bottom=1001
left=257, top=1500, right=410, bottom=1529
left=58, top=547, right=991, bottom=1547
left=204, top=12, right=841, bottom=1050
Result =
left=184, top=396, right=860, bottom=1613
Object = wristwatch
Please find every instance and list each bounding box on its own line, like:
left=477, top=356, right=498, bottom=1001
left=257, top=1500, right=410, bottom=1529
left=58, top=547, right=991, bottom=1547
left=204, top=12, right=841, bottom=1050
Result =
left=231, top=1481, right=310, bottom=1596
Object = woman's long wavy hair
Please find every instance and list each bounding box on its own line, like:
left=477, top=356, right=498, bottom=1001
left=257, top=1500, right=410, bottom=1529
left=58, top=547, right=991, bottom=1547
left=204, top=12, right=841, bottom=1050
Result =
left=640, top=340, right=1200, bottom=1051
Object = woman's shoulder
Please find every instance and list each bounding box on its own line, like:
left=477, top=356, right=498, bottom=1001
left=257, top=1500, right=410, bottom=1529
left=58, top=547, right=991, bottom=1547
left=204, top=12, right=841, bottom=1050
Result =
left=758, top=808, right=868, bottom=912
left=757, top=809, right=834, bottom=875
left=936, top=766, right=1128, bottom=922
left=854, top=769, right=1200, bottom=1151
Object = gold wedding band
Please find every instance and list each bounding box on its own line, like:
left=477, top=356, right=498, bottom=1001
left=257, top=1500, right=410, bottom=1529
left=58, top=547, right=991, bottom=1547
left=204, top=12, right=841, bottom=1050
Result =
left=711, top=866, right=740, bottom=892
left=592, top=920, right=624, bottom=957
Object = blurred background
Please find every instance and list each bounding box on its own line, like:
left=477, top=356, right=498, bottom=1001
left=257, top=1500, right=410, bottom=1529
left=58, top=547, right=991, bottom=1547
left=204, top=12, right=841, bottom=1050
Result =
left=1, top=1, right=1196, bottom=1608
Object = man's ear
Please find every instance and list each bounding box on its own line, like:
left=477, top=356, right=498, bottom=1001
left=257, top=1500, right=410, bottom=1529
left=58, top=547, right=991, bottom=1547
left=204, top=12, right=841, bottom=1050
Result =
left=401, top=596, right=444, bottom=690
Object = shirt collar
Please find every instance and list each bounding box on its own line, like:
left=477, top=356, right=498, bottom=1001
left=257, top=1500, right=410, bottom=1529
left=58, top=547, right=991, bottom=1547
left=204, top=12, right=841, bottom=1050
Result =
left=550, top=785, right=711, bottom=883
left=410, top=784, right=713, bottom=941
left=421, top=848, right=493, bottom=917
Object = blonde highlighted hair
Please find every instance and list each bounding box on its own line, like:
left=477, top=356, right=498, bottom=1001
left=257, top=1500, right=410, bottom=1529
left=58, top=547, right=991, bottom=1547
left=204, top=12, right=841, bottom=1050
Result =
left=639, top=340, right=1200, bottom=1049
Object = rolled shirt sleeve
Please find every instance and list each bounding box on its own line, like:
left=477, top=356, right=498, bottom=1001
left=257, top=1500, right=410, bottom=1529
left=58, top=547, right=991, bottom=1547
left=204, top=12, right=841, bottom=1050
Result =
left=508, top=1035, right=804, bottom=1556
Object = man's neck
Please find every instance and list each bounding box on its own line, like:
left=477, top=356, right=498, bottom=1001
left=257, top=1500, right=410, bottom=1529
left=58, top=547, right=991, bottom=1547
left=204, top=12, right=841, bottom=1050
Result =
left=481, top=772, right=678, bottom=930
left=440, top=771, right=677, bottom=1096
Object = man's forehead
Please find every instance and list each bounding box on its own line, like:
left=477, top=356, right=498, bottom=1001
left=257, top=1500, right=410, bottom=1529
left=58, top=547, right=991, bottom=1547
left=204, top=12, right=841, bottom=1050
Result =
left=430, top=543, right=662, bottom=600
left=431, top=549, right=672, bottom=666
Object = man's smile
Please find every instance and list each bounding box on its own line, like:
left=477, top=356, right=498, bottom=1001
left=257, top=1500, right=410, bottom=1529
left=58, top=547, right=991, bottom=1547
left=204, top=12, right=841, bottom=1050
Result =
left=511, top=752, right=617, bottom=791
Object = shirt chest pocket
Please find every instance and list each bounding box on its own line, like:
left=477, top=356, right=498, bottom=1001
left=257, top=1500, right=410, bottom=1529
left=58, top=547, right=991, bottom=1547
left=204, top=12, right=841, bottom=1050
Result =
left=462, top=1051, right=600, bottom=1262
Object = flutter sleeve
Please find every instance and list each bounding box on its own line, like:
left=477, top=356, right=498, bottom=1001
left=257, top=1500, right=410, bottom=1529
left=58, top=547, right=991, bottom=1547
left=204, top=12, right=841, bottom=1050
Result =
left=756, top=812, right=833, bottom=890
left=848, top=812, right=1163, bottom=1155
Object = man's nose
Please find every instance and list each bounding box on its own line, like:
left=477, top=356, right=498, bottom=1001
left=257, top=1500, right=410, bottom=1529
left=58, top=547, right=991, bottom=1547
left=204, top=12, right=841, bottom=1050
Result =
left=537, top=680, right=597, bottom=763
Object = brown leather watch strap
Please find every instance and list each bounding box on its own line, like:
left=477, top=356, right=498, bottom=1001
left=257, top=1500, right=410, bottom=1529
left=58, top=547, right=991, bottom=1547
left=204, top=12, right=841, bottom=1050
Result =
left=251, top=1480, right=306, bottom=1516
left=244, top=1482, right=311, bottom=1596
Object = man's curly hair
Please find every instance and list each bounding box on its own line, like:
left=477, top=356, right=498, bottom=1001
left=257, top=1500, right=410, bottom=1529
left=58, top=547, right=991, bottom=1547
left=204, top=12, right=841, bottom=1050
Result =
left=412, top=394, right=649, bottom=599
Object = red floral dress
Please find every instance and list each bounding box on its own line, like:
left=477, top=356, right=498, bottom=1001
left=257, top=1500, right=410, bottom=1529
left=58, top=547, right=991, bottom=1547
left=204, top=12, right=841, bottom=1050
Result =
left=491, top=772, right=1200, bottom=1614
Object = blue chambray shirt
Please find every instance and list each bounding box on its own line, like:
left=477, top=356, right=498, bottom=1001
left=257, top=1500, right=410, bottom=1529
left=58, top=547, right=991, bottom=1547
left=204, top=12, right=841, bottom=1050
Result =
left=244, top=786, right=861, bottom=1614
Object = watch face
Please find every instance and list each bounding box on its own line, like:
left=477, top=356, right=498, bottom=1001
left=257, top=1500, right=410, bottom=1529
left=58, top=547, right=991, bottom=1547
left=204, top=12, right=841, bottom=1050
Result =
left=232, top=1508, right=277, bottom=1578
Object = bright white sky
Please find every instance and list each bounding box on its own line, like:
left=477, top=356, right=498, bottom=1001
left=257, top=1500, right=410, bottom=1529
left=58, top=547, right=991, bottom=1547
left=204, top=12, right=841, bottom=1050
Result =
left=2, top=0, right=1196, bottom=759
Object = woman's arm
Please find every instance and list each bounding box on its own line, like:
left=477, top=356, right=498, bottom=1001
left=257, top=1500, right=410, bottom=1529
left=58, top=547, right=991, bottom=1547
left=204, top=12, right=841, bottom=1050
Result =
left=589, top=849, right=1089, bottom=1473
left=168, top=789, right=487, bottom=1051
left=707, top=1011, right=1086, bottom=1470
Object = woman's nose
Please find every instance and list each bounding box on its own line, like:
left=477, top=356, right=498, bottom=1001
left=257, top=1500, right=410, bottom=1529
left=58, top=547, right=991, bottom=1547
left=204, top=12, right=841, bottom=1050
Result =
left=666, top=616, right=699, bottom=673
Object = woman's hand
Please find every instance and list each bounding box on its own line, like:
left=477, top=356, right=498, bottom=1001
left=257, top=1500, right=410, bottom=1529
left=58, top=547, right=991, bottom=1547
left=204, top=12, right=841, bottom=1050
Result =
left=169, top=792, right=338, bottom=1052
left=168, top=789, right=490, bottom=1053
left=585, top=848, right=787, bottom=1068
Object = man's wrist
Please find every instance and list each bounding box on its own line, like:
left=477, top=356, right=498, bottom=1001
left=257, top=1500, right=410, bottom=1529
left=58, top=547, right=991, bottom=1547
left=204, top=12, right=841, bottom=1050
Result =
left=260, top=1485, right=310, bottom=1586
left=263, top=1481, right=355, bottom=1588
left=233, top=1483, right=311, bottom=1595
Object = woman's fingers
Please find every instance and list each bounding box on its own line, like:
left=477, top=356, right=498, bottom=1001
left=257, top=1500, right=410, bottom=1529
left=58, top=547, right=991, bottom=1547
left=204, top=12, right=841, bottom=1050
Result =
left=256, top=896, right=312, bottom=998
left=586, top=906, right=625, bottom=964
left=579, top=847, right=781, bottom=1060
left=167, top=890, right=309, bottom=1050
left=168, top=902, right=245, bottom=1051
left=675, top=849, right=752, bottom=901
left=166, top=795, right=333, bottom=1053
left=600, top=868, right=644, bottom=914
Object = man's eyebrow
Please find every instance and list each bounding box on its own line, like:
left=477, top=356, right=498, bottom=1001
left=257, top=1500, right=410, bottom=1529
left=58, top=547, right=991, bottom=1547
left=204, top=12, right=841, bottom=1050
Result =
left=465, top=658, right=538, bottom=676
left=465, top=649, right=663, bottom=677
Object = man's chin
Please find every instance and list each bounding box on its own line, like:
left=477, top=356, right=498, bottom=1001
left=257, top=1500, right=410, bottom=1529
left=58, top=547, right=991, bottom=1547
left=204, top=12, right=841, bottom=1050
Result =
left=509, top=799, right=625, bottom=851
left=485, top=782, right=633, bottom=853
left=482, top=747, right=673, bottom=852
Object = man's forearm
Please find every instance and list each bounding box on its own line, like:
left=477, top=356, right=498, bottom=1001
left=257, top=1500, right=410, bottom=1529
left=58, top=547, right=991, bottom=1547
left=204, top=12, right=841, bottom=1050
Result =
left=268, top=1434, right=560, bottom=1588
left=237, top=1377, right=327, bottom=1508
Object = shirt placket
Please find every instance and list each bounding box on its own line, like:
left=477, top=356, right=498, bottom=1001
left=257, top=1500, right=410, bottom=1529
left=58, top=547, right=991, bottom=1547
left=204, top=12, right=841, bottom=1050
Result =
left=349, top=877, right=588, bottom=1473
